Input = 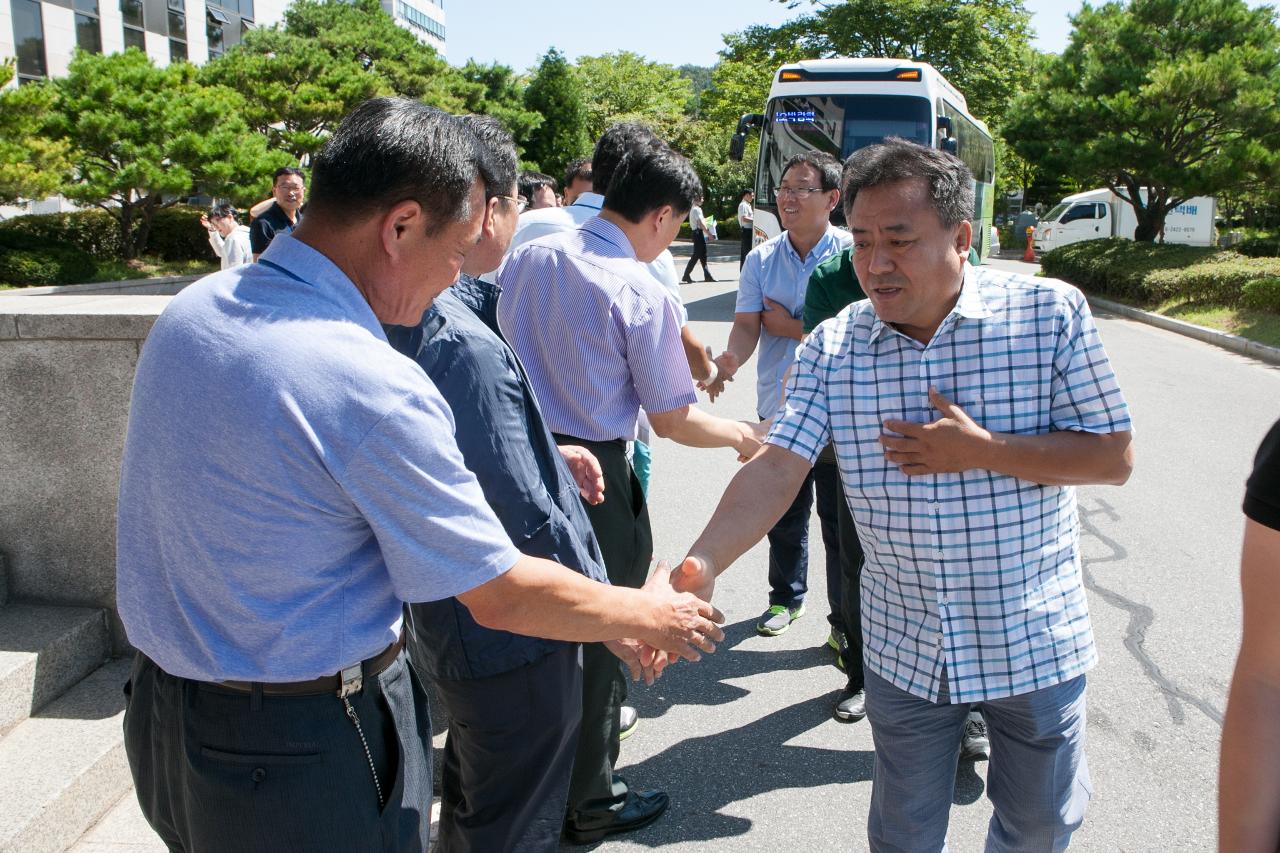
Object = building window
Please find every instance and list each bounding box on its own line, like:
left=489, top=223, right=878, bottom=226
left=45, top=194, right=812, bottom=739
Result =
left=166, top=0, right=186, bottom=62
left=12, top=0, right=48, bottom=80
left=395, top=0, right=444, bottom=40
left=238, top=0, right=252, bottom=22
left=120, top=0, right=145, bottom=50
left=73, top=0, right=102, bottom=54
left=206, top=6, right=227, bottom=57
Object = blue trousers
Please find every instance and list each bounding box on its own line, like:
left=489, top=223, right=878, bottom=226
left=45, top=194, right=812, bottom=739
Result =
left=865, top=670, right=1091, bottom=853
left=766, top=467, right=816, bottom=608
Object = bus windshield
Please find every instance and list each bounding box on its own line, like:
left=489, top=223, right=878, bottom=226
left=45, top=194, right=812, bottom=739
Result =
left=757, top=94, right=932, bottom=205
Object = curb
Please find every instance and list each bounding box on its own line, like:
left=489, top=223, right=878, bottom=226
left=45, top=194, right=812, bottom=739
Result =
left=1086, top=294, right=1280, bottom=367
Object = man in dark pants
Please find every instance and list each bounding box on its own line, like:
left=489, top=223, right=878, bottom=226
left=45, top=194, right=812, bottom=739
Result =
left=116, top=99, right=727, bottom=853
left=737, top=188, right=755, bottom=268
left=387, top=116, right=635, bottom=852
left=498, top=142, right=762, bottom=844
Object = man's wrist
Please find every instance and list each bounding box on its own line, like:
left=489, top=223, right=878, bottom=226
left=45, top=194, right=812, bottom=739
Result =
left=703, top=361, right=719, bottom=386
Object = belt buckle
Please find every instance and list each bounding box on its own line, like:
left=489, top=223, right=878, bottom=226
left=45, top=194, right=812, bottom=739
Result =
left=337, top=663, right=363, bottom=698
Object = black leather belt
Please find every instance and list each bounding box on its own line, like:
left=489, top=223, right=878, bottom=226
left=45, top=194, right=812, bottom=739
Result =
left=217, top=633, right=405, bottom=696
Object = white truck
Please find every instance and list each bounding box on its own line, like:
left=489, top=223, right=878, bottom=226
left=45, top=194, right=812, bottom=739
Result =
left=1032, top=188, right=1216, bottom=254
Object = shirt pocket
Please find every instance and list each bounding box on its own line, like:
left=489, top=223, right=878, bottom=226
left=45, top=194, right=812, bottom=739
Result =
left=956, top=386, right=1047, bottom=436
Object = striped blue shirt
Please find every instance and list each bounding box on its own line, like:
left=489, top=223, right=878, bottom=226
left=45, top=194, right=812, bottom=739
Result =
left=767, top=264, right=1132, bottom=703
left=497, top=216, right=698, bottom=442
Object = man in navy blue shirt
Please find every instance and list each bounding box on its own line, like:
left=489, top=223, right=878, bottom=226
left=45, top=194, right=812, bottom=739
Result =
left=249, top=166, right=305, bottom=259
left=386, top=116, right=636, bottom=852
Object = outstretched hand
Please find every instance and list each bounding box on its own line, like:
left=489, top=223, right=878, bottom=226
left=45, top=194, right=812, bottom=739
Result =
left=638, top=560, right=725, bottom=664
left=881, top=387, right=992, bottom=476
left=671, top=553, right=717, bottom=606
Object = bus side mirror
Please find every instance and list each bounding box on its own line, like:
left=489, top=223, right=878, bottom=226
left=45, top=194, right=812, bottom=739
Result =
left=729, top=133, right=746, bottom=162
left=942, top=138, right=958, bottom=155
left=936, top=116, right=954, bottom=135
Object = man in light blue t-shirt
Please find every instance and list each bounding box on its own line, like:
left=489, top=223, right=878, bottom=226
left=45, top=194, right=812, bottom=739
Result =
left=116, top=98, right=725, bottom=853
left=713, top=151, right=851, bottom=640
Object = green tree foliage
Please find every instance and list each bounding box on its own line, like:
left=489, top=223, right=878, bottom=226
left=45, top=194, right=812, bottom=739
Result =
left=44, top=50, right=289, bottom=259
left=0, top=61, right=71, bottom=203
left=767, top=0, right=1035, bottom=126
left=1006, top=0, right=1280, bottom=241
left=201, top=0, right=465, bottom=160
left=677, top=64, right=712, bottom=116
left=456, top=61, right=542, bottom=153
left=575, top=52, right=693, bottom=143
left=702, top=24, right=808, bottom=131
left=523, top=48, right=591, bottom=180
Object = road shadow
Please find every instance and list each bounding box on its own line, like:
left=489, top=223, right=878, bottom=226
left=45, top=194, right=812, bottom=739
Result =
left=683, top=290, right=738, bottom=324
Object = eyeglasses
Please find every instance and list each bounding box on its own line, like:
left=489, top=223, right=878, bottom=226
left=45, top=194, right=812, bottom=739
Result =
left=496, top=194, right=527, bottom=212
left=776, top=186, right=828, bottom=199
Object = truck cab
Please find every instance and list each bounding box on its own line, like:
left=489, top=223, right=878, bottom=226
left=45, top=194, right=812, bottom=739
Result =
left=1033, top=190, right=1113, bottom=254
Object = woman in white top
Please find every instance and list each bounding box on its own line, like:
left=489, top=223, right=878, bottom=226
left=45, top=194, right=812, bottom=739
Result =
left=200, top=203, right=253, bottom=270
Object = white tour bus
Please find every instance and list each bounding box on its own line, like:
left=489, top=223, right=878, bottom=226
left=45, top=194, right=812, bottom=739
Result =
left=730, top=58, right=996, bottom=259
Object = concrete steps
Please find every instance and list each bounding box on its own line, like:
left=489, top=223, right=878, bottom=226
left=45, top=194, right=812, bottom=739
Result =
left=0, top=659, right=132, bottom=853
left=0, top=603, right=110, bottom=736
left=0, top=550, right=129, bottom=853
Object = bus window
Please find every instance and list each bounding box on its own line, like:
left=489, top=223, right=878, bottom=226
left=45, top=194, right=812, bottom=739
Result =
left=757, top=94, right=932, bottom=205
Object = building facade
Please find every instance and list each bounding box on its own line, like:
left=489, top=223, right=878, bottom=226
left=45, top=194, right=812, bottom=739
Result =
left=1, top=0, right=444, bottom=84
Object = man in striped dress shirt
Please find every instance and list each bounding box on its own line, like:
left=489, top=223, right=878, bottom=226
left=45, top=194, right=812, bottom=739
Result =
left=498, top=142, right=762, bottom=844
left=675, top=139, right=1135, bottom=851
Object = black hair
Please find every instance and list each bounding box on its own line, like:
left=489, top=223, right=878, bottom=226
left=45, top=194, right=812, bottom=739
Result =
left=209, top=203, right=239, bottom=222
left=272, top=166, right=306, bottom=185
left=841, top=137, right=973, bottom=227
left=459, top=114, right=518, bottom=201
left=603, top=145, right=701, bottom=224
left=591, top=122, right=660, bottom=195
left=564, top=157, right=592, bottom=188
left=781, top=151, right=841, bottom=192
left=741, top=188, right=754, bottom=198
left=308, top=98, right=480, bottom=231
left=517, top=171, right=557, bottom=201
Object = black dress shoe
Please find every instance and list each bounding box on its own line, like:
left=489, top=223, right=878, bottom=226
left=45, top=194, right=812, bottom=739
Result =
left=703, top=274, right=716, bottom=282
left=563, top=789, right=670, bottom=844
left=833, top=685, right=867, bottom=723
left=680, top=276, right=694, bottom=284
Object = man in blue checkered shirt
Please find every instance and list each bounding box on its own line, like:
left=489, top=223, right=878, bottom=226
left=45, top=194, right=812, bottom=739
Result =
left=675, top=139, right=1134, bottom=851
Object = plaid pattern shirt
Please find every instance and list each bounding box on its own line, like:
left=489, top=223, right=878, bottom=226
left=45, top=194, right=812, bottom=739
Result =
left=767, top=264, right=1132, bottom=703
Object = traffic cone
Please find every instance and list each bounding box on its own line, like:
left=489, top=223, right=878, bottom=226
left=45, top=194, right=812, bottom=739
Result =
left=1022, top=226, right=1036, bottom=262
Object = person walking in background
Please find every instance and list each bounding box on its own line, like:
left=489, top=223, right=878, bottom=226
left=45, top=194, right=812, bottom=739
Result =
left=737, top=188, right=755, bottom=268
left=199, top=203, right=251, bottom=270
left=681, top=192, right=715, bottom=283
left=249, top=166, right=305, bottom=260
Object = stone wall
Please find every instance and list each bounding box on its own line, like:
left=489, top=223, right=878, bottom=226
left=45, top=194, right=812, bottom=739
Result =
left=0, top=277, right=197, bottom=650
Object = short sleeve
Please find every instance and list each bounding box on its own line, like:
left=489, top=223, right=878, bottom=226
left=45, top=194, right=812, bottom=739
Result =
left=1049, top=288, right=1133, bottom=434
left=624, top=292, right=698, bottom=415
left=765, top=326, right=832, bottom=464
left=1245, top=419, right=1280, bottom=531
left=249, top=218, right=274, bottom=255
left=736, top=252, right=765, bottom=313
left=337, top=387, right=520, bottom=603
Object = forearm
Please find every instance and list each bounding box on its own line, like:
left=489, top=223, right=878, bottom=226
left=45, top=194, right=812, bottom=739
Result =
left=687, top=445, right=812, bottom=579
left=725, top=315, right=761, bottom=368
left=978, top=429, right=1133, bottom=486
left=766, top=312, right=804, bottom=341
left=649, top=405, right=747, bottom=449
left=681, top=326, right=713, bottom=381
left=458, top=555, right=654, bottom=643
left=1220, top=670, right=1280, bottom=852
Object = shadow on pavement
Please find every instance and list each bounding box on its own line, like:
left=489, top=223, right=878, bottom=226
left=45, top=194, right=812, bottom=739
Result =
left=683, top=291, right=738, bottom=323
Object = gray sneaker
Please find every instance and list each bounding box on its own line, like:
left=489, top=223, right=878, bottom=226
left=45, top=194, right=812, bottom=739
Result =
left=619, top=705, right=639, bottom=741
left=756, top=603, right=806, bottom=636
left=961, top=711, right=990, bottom=761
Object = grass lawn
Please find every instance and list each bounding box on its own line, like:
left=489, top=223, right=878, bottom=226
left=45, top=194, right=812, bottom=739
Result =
left=88, top=257, right=218, bottom=283
left=1092, top=290, right=1280, bottom=349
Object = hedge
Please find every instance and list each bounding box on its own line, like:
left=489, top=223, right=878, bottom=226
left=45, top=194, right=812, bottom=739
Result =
left=0, top=204, right=215, bottom=269
left=1039, top=238, right=1280, bottom=309
left=1237, top=236, right=1280, bottom=258
left=678, top=219, right=743, bottom=241
left=0, top=230, right=97, bottom=286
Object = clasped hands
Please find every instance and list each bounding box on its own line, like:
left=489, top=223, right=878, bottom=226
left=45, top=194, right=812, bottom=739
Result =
left=607, top=559, right=724, bottom=686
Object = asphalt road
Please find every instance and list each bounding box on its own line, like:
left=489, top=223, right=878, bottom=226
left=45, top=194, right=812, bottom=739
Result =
left=577, top=247, right=1279, bottom=852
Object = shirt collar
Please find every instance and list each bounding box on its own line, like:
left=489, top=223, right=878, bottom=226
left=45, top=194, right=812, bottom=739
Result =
left=781, top=224, right=842, bottom=263
left=571, top=192, right=604, bottom=211
left=867, top=262, right=991, bottom=345
left=581, top=215, right=637, bottom=260
left=257, top=233, right=386, bottom=341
